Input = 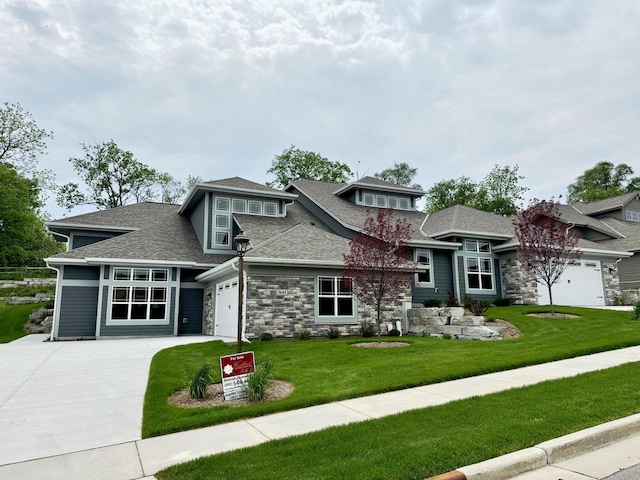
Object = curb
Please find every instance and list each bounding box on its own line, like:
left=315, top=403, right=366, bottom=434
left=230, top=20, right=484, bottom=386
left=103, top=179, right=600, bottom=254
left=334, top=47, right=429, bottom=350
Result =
left=424, top=413, right=640, bottom=480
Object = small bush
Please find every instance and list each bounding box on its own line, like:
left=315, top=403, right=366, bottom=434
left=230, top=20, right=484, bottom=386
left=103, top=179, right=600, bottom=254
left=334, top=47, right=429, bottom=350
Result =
left=423, top=299, right=442, bottom=308
left=299, top=329, right=311, bottom=340
left=484, top=316, right=496, bottom=323
left=360, top=321, right=375, bottom=338
left=43, top=299, right=55, bottom=309
left=388, top=328, right=401, bottom=337
left=493, top=298, right=514, bottom=307
left=327, top=326, right=341, bottom=339
left=465, top=298, right=490, bottom=316
left=441, top=333, right=453, bottom=340
left=259, top=332, right=273, bottom=342
left=246, top=361, right=273, bottom=402
left=187, top=364, right=213, bottom=399
left=633, top=301, right=640, bottom=321
left=445, top=291, right=460, bottom=307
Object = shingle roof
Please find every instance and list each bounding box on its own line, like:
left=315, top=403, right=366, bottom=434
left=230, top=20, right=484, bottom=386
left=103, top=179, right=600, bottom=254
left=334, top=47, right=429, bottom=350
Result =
left=203, top=177, right=283, bottom=194
left=572, top=192, right=639, bottom=215
left=560, top=205, right=623, bottom=239
left=595, top=217, right=640, bottom=252
left=333, top=176, right=425, bottom=196
left=47, top=203, right=231, bottom=266
left=421, top=205, right=514, bottom=239
left=289, top=178, right=432, bottom=240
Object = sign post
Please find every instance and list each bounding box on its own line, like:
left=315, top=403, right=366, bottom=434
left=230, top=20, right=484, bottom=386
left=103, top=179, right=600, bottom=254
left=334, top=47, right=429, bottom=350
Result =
left=220, top=351, right=255, bottom=401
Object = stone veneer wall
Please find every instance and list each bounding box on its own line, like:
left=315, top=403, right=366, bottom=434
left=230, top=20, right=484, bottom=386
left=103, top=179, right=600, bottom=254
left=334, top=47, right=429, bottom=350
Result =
left=499, top=258, right=538, bottom=305
left=602, top=261, right=622, bottom=306
left=203, top=285, right=215, bottom=336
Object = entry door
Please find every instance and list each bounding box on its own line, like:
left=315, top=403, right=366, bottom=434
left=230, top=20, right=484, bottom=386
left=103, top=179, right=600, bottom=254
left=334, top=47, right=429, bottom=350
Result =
left=538, top=260, right=605, bottom=306
left=215, top=278, right=239, bottom=337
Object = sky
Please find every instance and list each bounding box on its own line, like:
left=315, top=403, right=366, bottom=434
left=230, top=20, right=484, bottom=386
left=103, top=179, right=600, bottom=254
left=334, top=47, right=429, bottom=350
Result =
left=2, top=0, right=639, bottom=220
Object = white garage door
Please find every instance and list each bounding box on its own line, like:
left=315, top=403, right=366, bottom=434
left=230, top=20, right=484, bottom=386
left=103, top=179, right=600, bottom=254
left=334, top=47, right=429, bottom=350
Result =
left=537, top=260, right=605, bottom=306
left=215, top=278, right=239, bottom=337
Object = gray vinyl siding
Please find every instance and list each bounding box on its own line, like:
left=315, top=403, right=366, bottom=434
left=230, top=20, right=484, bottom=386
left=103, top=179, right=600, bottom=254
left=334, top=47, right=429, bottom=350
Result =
left=288, top=187, right=356, bottom=239
left=624, top=199, right=640, bottom=222
left=63, top=265, right=101, bottom=281
left=178, top=288, right=204, bottom=334
left=57, top=286, right=99, bottom=337
left=99, top=286, right=177, bottom=337
left=71, top=234, right=118, bottom=250
left=189, top=197, right=206, bottom=249
left=411, top=250, right=454, bottom=304
left=619, top=254, right=640, bottom=288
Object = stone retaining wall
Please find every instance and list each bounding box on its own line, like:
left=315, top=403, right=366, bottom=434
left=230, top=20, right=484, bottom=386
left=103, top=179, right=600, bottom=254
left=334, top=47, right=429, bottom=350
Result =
left=0, top=293, right=54, bottom=305
left=0, top=278, right=57, bottom=289
left=407, top=306, right=501, bottom=340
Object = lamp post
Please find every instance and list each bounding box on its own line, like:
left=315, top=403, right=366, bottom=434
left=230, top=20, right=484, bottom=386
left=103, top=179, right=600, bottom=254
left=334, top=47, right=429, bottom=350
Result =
left=234, top=230, right=250, bottom=353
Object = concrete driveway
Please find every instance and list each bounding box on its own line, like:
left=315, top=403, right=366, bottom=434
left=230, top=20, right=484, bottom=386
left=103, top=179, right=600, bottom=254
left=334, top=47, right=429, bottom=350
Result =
left=0, top=334, right=214, bottom=466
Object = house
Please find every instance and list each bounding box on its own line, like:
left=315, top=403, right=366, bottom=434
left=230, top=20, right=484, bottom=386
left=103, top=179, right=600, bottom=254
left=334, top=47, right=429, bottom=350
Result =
left=45, top=177, right=636, bottom=341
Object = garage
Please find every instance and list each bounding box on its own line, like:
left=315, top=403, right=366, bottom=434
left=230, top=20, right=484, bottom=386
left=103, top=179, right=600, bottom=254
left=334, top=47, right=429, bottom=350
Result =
left=537, top=260, right=605, bottom=306
left=214, top=278, right=240, bottom=337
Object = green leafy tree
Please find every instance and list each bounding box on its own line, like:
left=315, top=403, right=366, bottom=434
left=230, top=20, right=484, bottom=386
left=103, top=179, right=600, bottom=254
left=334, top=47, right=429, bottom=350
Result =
left=425, top=165, right=528, bottom=215
left=57, top=140, right=179, bottom=210
left=266, top=145, right=352, bottom=189
left=567, top=161, right=640, bottom=203
left=0, top=163, right=63, bottom=266
left=158, top=174, right=203, bottom=204
left=374, top=162, right=423, bottom=190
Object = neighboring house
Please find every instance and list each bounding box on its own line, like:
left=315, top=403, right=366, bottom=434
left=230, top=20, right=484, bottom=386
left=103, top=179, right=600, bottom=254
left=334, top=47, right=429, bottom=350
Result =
left=45, top=177, right=636, bottom=341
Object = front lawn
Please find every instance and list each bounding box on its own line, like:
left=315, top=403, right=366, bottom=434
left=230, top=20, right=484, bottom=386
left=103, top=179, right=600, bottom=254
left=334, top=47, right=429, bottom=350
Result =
left=143, top=306, right=640, bottom=438
left=0, top=302, right=46, bottom=343
left=157, top=361, right=640, bottom=480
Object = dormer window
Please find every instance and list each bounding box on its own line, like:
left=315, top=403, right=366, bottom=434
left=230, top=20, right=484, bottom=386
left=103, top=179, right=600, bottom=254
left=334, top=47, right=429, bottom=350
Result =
left=626, top=210, right=640, bottom=222
left=398, top=197, right=410, bottom=210
left=363, top=193, right=375, bottom=206
left=357, top=190, right=413, bottom=210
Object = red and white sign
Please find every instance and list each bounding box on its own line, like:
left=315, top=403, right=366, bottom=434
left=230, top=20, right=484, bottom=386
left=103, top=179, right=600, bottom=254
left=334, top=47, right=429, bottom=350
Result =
left=220, top=351, right=255, bottom=401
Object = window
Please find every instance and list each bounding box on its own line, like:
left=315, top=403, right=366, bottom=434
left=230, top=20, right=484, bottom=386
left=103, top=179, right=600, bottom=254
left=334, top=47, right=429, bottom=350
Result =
left=232, top=198, right=246, bottom=213
left=110, top=268, right=169, bottom=322
left=215, top=215, right=229, bottom=229
left=466, top=257, right=493, bottom=290
left=414, top=250, right=433, bottom=287
left=626, top=210, right=640, bottom=222
left=465, top=240, right=491, bottom=253
left=216, top=197, right=230, bottom=211
left=398, top=197, right=410, bottom=210
left=387, top=196, right=398, bottom=209
left=249, top=200, right=262, bottom=215
left=376, top=195, right=386, bottom=207
left=264, top=202, right=278, bottom=216
left=214, top=231, right=229, bottom=246
left=363, top=193, right=375, bottom=206
left=318, top=277, right=354, bottom=317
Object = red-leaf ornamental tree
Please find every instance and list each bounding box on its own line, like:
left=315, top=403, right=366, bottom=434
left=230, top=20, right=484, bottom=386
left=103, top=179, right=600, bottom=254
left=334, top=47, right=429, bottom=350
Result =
left=513, top=199, right=582, bottom=314
left=343, top=209, right=415, bottom=342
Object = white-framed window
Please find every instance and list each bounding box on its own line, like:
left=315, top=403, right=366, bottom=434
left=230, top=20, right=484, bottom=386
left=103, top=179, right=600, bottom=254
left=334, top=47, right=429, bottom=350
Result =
left=376, top=195, right=387, bottom=207
left=110, top=268, right=169, bottom=322
left=317, top=277, right=354, bottom=317
left=398, top=197, right=410, bottom=210
left=216, top=197, right=230, bottom=211
left=214, top=231, right=229, bottom=246
left=414, top=249, right=434, bottom=287
left=232, top=198, right=246, bottom=213
left=626, top=210, right=640, bottom=222
left=363, top=193, right=375, bottom=206
left=466, top=257, right=494, bottom=290
left=465, top=240, right=491, bottom=253
left=215, top=214, right=229, bottom=229
left=264, top=202, right=278, bottom=216
left=249, top=200, right=262, bottom=215
left=387, top=196, right=398, bottom=209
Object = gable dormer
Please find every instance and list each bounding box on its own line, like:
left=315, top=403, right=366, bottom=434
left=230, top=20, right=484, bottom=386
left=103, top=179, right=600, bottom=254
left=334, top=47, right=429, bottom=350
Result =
left=333, top=176, right=424, bottom=211
left=179, top=177, right=297, bottom=254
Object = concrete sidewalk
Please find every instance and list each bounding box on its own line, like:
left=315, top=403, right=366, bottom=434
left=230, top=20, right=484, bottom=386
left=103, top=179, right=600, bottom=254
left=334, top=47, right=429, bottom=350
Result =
left=1, top=345, right=640, bottom=479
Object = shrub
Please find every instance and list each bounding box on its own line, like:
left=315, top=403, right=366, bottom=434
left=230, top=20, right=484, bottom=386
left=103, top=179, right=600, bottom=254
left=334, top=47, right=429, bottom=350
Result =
left=465, top=298, right=490, bottom=316
left=633, top=301, right=640, bottom=321
left=299, top=329, right=311, bottom=340
left=246, top=360, right=273, bottom=402
left=259, top=332, right=273, bottom=342
left=493, top=297, right=514, bottom=307
left=423, top=298, right=442, bottom=307
left=388, top=328, right=401, bottom=337
left=441, top=333, right=453, bottom=340
left=187, top=364, right=213, bottom=399
left=327, top=326, right=340, bottom=339
left=43, top=299, right=55, bottom=309
left=360, top=321, right=375, bottom=338
left=445, top=291, right=460, bottom=307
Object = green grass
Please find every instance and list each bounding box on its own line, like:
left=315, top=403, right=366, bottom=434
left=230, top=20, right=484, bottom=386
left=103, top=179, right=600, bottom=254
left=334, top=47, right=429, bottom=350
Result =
left=157, top=362, right=640, bottom=480
left=142, top=306, right=640, bottom=438
left=0, top=302, right=47, bottom=343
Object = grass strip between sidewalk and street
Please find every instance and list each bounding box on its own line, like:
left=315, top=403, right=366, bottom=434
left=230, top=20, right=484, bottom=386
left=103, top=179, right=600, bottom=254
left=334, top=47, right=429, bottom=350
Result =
left=143, top=306, right=640, bottom=438
left=157, top=361, right=640, bottom=480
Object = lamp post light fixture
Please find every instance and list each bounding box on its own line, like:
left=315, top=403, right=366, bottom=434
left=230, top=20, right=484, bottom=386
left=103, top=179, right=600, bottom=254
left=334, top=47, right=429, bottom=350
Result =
left=234, top=230, right=250, bottom=353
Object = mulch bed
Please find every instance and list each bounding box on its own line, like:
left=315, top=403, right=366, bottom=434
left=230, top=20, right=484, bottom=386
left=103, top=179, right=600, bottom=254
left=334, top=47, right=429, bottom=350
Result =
left=168, top=380, right=294, bottom=408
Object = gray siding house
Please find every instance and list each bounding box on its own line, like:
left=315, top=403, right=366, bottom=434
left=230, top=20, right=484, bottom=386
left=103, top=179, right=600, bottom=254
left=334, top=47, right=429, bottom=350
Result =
left=45, top=178, right=637, bottom=340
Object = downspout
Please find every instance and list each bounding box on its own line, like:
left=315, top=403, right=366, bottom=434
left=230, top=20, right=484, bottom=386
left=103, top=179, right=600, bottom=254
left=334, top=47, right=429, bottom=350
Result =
left=45, top=262, right=61, bottom=341
left=283, top=200, right=295, bottom=216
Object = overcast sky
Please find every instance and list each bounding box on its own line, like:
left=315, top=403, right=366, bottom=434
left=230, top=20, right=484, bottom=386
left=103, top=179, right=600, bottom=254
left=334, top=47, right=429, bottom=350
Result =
left=2, top=0, right=639, bottom=219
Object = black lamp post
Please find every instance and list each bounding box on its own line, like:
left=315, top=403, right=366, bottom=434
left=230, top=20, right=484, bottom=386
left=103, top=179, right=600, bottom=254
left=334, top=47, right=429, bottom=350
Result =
left=234, top=230, right=250, bottom=353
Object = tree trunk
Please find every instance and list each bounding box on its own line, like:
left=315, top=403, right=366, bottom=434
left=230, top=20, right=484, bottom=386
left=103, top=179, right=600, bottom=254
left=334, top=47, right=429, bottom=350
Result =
left=376, top=303, right=382, bottom=343
left=547, top=283, right=554, bottom=315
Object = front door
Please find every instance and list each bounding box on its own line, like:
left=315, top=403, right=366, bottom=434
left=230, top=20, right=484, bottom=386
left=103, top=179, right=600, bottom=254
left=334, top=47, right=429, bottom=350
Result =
left=215, top=278, right=239, bottom=337
left=178, top=288, right=204, bottom=334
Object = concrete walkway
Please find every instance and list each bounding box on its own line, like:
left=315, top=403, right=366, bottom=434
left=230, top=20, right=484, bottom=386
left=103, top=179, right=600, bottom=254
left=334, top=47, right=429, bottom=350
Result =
left=1, top=342, right=640, bottom=479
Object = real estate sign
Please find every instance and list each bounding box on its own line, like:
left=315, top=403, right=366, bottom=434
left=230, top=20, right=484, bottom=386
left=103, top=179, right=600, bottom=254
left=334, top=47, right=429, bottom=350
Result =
left=220, top=351, right=255, bottom=401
